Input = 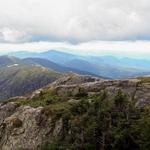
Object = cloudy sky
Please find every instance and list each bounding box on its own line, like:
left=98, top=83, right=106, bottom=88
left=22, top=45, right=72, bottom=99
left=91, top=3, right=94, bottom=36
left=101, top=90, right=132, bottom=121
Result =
left=0, top=0, right=150, bottom=58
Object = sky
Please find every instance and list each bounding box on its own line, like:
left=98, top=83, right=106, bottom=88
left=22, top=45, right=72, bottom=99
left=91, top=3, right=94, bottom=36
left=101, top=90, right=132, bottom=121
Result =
left=0, top=0, right=150, bottom=58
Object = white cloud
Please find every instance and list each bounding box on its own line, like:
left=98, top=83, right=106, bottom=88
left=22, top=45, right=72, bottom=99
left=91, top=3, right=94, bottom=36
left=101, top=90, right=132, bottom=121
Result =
left=0, top=0, right=150, bottom=43
left=0, top=0, right=150, bottom=58
left=0, top=28, right=27, bottom=42
left=0, top=40, right=150, bottom=59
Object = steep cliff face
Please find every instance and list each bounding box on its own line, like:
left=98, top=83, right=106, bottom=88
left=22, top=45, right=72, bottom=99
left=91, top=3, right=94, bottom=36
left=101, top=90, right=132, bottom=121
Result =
left=0, top=74, right=150, bottom=150
left=0, top=103, right=64, bottom=150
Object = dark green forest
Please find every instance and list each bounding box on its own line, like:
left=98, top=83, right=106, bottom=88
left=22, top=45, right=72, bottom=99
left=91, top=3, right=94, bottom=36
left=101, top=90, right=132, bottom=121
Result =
left=14, top=88, right=150, bottom=150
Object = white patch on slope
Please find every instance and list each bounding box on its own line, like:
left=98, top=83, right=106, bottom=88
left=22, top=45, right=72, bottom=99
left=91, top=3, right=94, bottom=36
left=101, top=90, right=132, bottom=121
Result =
left=7, top=64, right=19, bottom=67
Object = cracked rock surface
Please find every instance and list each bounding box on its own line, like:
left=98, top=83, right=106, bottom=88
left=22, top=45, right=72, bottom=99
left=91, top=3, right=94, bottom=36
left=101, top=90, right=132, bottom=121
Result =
left=0, top=74, right=150, bottom=149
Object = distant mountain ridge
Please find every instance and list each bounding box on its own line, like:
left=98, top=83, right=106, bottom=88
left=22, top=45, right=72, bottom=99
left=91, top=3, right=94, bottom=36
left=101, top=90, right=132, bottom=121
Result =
left=9, top=50, right=83, bottom=64
left=8, top=50, right=150, bottom=79
left=22, top=57, right=100, bottom=77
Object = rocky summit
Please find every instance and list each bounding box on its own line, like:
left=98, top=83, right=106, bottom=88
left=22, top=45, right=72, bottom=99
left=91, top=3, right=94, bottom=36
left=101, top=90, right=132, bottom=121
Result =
left=0, top=73, right=150, bottom=150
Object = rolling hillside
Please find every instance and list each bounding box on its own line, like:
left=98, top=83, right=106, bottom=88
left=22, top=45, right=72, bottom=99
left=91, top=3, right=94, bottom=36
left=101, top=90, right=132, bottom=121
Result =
left=0, top=56, right=60, bottom=100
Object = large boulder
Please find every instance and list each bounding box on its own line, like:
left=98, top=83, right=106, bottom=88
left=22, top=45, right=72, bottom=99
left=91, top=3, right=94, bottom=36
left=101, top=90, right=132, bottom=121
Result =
left=0, top=104, right=63, bottom=150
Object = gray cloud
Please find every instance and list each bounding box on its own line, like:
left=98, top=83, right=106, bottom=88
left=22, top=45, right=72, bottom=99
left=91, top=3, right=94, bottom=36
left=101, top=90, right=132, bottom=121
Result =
left=0, top=0, right=150, bottom=43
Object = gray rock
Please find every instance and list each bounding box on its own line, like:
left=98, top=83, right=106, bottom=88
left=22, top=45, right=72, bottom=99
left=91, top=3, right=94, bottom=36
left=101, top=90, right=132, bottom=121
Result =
left=0, top=74, right=150, bottom=149
left=0, top=104, right=63, bottom=150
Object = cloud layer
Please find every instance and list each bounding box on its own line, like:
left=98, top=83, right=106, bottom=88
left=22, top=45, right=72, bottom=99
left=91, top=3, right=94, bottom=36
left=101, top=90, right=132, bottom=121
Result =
left=0, top=0, right=150, bottom=43
left=1, top=41, right=150, bottom=59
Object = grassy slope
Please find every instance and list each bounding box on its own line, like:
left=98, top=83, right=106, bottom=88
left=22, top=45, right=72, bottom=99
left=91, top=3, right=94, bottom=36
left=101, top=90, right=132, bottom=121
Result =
left=137, top=76, right=150, bottom=83
left=0, top=65, right=60, bottom=100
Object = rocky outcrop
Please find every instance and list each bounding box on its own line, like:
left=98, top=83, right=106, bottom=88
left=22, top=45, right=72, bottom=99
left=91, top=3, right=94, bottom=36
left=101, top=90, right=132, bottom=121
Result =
left=49, top=75, right=150, bottom=107
left=0, top=104, right=64, bottom=150
left=51, top=72, right=101, bottom=86
left=0, top=74, right=150, bottom=149
left=0, top=103, right=19, bottom=125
